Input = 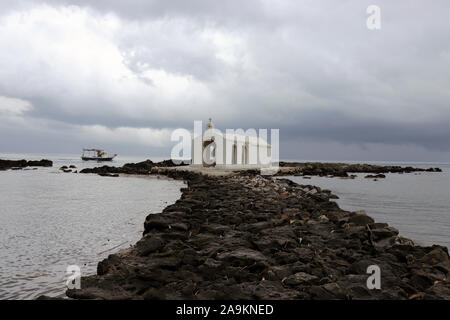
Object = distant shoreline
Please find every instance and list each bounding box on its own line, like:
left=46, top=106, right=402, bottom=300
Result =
left=0, top=158, right=53, bottom=171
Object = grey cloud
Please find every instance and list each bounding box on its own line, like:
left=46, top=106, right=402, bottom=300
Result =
left=1, top=0, right=450, bottom=160
left=42, top=0, right=269, bottom=24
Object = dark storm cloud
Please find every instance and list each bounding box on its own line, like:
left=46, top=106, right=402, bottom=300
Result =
left=1, top=0, right=450, bottom=160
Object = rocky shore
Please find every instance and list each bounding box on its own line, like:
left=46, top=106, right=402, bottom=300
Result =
left=66, top=162, right=450, bottom=300
left=79, top=160, right=441, bottom=179
left=79, top=159, right=187, bottom=175
left=0, top=159, right=53, bottom=171
left=277, top=162, right=442, bottom=177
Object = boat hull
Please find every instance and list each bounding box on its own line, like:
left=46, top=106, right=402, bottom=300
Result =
left=81, top=157, right=115, bottom=161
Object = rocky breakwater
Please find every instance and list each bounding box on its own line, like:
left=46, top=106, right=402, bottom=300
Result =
left=277, top=162, right=442, bottom=177
left=67, top=169, right=450, bottom=300
left=0, top=159, right=53, bottom=171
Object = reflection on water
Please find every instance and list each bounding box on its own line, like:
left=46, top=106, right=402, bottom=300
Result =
left=0, top=153, right=184, bottom=299
left=287, top=162, right=450, bottom=250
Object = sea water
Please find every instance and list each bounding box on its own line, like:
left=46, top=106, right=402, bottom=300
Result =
left=0, top=153, right=184, bottom=299
left=286, top=161, right=450, bottom=250
left=1, top=154, right=449, bottom=299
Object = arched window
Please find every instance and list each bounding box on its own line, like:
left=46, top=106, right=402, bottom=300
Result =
left=202, top=141, right=216, bottom=167
left=244, top=142, right=249, bottom=165
left=232, top=143, right=237, bottom=165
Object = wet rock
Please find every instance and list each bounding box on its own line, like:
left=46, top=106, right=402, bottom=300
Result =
left=284, top=272, right=319, bottom=286
left=98, top=173, right=119, bottom=177
left=371, top=226, right=399, bottom=241
left=136, top=236, right=164, bottom=256
left=97, top=254, right=122, bottom=276
left=365, top=174, right=386, bottom=179
left=217, top=248, right=268, bottom=267
left=348, top=211, right=374, bottom=226
left=410, top=270, right=438, bottom=291
left=144, top=215, right=171, bottom=233
left=239, top=221, right=273, bottom=233
left=309, top=282, right=348, bottom=300
left=421, top=246, right=449, bottom=266
left=171, top=222, right=189, bottom=231
left=0, top=159, right=52, bottom=171
left=344, top=225, right=367, bottom=239
left=293, top=247, right=315, bottom=262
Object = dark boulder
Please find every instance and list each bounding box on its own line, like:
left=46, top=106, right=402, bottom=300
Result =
left=1, top=158, right=52, bottom=170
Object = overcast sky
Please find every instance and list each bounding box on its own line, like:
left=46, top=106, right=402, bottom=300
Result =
left=1, top=0, right=450, bottom=161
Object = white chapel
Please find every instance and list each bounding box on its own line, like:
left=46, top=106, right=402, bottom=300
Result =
left=191, top=119, right=273, bottom=168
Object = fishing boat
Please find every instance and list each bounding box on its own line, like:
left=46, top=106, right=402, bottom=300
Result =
left=81, top=148, right=117, bottom=161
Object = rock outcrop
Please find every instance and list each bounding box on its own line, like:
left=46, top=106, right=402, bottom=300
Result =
left=277, top=162, right=441, bottom=177
left=0, top=159, right=53, bottom=171
left=365, top=174, right=386, bottom=179
left=79, top=159, right=188, bottom=176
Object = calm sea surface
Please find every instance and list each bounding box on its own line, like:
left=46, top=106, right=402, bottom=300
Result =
left=0, top=153, right=184, bottom=299
left=1, top=154, right=450, bottom=299
left=287, top=161, right=450, bottom=250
